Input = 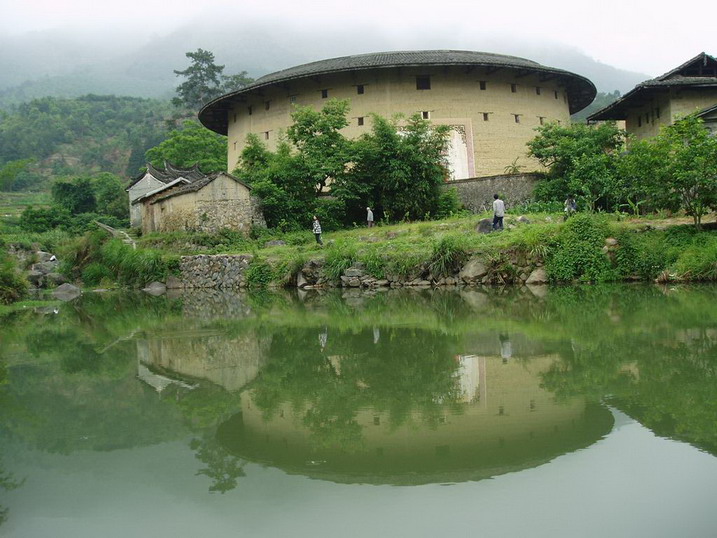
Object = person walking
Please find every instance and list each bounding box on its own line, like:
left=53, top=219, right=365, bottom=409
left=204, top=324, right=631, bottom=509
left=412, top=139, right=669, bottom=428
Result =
left=492, top=194, right=505, bottom=231
left=366, top=206, right=374, bottom=228
left=312, top=215, right=323, bottom=245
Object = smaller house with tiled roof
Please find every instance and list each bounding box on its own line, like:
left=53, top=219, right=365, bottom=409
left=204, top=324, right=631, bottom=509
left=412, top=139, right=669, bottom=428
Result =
left=588, top=52, right=717, bottom=139
left=126, top=162, right=206, bottom=228
left=129, top=163, right=265, bottom=235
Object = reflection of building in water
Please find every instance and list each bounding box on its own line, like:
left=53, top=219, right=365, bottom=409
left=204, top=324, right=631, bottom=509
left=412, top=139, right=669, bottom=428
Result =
left=135, top=328, right=270, bottom=392
left=137, top=361, right=198, bottom=395
left=218, top=355, right=613, bottom=485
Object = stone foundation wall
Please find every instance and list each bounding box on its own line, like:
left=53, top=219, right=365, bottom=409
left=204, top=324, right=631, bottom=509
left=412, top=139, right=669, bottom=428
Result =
left=444, top=174, right=540, bottom=213
left=179, top=254, right=254, bottom=289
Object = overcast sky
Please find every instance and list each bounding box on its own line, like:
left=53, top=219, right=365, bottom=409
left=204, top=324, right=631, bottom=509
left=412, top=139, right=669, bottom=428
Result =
left=2, top=0, right=714, bottom=76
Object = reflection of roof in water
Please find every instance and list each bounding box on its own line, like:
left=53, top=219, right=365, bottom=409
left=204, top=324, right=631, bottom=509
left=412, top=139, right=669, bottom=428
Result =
left=217, top=401, right=614, bottom=486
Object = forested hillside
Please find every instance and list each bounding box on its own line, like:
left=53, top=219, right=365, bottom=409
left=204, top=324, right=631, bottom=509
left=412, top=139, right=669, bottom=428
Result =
left=0, top=95, right=177, bottom=191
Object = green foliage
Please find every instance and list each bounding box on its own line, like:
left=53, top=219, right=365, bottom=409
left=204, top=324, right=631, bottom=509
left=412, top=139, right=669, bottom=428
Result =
left=51, top=176, right=96, bottom=214
left=434, top=188, right=465, bottom=219
left=145, top=120, right=227, bottom=173
left=428, top=235, right=469, bottom=277
left=286, top=99, right=351, bottom=193
left=0, top=247, right=28, bottom=305
left=620, top=115, right=717, bottom=228
left=0, top=159, right=35, bottom=192
left=0, top=95, right=174, bottom=183
left=19, top=206, right=70, bottom=233
left=245, top=259, right=276, bottom=288
left=546, top=213, right=615, bottom=282
left=324, top=241, right=357, bottom=281
left=333, top=113, right=450, bottom=224
left=528, top=121, right=625, bottom=210
left=172, top=49, right=253, bottom=111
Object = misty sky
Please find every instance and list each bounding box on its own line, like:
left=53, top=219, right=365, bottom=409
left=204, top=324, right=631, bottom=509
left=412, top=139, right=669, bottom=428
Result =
left=2, top=0, right=714, bottom=76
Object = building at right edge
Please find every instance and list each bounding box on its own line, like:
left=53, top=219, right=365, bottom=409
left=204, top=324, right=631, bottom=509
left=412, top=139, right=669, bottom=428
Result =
left=588, top=52, right=717, bottom=139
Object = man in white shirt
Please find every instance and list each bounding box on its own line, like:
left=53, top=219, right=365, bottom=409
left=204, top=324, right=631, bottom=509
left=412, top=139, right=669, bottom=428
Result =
left=492, top=194, right=505, bottom=231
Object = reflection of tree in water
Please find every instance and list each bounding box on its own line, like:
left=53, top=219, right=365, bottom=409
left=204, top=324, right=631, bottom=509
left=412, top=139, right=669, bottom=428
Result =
left=539, top=285, right=717, bottom=455
left=190, top=433, right=246, bottom=494
left=251, top=326, right=462, bottom=450
left=0, top=354, right=24, bottom=528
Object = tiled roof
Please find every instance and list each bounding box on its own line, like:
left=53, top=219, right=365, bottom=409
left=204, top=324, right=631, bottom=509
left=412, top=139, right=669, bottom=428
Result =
left=199, top=49, right=596, bottom=134
left=126, top=162, right=206, bottom=190
left=588, top=52, right=717, bottom=121
left=149, top=173, right=251, bottom=204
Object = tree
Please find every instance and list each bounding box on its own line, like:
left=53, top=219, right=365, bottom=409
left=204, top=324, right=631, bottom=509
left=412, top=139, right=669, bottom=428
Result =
left=0, top=159, right=34, bottom=192
left=333, top=114, right=450, bottom=223
left=51, top=177, right=96, bottom=214
left=235, top=135, right=315, bottom=230
left=286, top=99, right=351, bottom=194
left=622, top=115, right=717, bottom=229
left=92, top=173, right=127, bottom=220
left=172, top=49, right=254, bottom=111
left=527, top=121, right=626, bottom=210
left=145, top=121, right=227, bottom=173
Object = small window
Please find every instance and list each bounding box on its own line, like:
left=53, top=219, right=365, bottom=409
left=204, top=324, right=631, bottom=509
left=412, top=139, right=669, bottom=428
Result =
left=289, top=95, right=297, bottom=104
left=264, top=131, right=270, bottom=140
left=422, top=111, right=430, bottom=119
left=554, top=91, right=559, bottom=99
left=479, top=80, right=487, bottom=90
left=357, top=84, right=365, bottom=95
left=321, top=89, right=328, bottom=99
left=483, top=112, right=490, bottom=121
left=264, top=101, right=270, bottom=110
left=535, top=87, right=541, bottom=95
left=638, top=116, right=642, bottom=127
left=513, top=114, right=521, bottom=123
left=511, top=84, right=517, bottom=93
left=357, top=116, right=364, bottom=126
left=656, top=107, right=661, bottom=119
left=416, top=75, right=431, bottom=90
left=538, top=116, right=546, bottom=125
left=233, top=113, right=237, bottom=123
left=248, top=105, right=253, bottom=115
left=646, top=113, right=650, bottom=124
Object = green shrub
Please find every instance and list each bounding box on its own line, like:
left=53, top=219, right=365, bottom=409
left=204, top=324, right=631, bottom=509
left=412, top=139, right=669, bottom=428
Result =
left=428, top=235, right=469, bottom=277
left=245, top=259, right=276, bottom=288
left=672, top=237, right=717, bottom=280
left=81, top=262, right=114, bottom=286
left=434, top=188, right=464, bottom=219
left=546, top=213, right=615, bottom=282
left=324, top=241, right=357, bottom=281
left=0, top=253, right=28, bottom=305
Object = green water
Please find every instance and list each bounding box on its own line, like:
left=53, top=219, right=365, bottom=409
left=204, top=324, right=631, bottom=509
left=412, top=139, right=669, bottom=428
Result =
left=1, top=285, right=716, bottom=537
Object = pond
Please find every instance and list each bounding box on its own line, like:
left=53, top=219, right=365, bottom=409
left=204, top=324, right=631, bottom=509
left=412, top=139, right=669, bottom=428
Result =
left=1, top=284, right=716, bottom=537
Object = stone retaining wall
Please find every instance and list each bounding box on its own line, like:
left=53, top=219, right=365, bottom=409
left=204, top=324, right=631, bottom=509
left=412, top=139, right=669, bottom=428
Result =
left=179, top=254, right=254, bottom=289
left=444, top=173, right=540, bottom=213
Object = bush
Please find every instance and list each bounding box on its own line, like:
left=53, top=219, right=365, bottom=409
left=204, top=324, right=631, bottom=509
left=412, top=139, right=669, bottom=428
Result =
left=245, top=259, right=276, bottom=288
left=429, top=235, right=469, bottom=277
left=324, top=241, right=357, bottom=281
left=434, top=188, right=464, bottom=219
left=546, top=213, right=615, bottom=282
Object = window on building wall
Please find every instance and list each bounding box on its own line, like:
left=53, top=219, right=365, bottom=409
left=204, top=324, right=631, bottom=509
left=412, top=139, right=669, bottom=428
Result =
left=357, top=116, right=364, bottom=126
left=321, top=89, right=328, bottom=98
left=265, top=101, right=271, bottom=110
left=289, top=95, right=297, bottom=104
left=422, top=111, right=430, bottom=119
left=511, top=83, right=517, bottom=93
left=646, top=113, right=650, bottom=124
left=233, top=113, right=237, bottom=123
left=248, top=105, right=253, bottom=115
left=638, top=116, right=642, bottom=127
left=264, top=131, right=270, bottom=140
left=656, top=107, right=661, bottom=119
left=535, top=87, right=541, bottom=95
left=479, top=80, right=487, bottom=90
left=513, top=114, right=521, bottom=123
left=416, top=75, right=431, bottom=90
left=554, top=91, right=559, bottom=99
left=357, top=84, right=365, bottom=95
left=538, top=116, right=546, bottom=125
left=483, top=112, right=490, bottom=121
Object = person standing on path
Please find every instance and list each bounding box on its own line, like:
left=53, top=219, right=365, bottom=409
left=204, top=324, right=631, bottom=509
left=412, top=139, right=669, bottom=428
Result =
left=312, top=215, right=323, bottom=245
left=492, top=194, right=505, bottom=231
left=366, top=207, right=374, bottom=228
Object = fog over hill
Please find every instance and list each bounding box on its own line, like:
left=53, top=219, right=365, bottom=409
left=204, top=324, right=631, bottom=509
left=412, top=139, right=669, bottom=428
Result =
left=0, top=20, right=650, bottom=108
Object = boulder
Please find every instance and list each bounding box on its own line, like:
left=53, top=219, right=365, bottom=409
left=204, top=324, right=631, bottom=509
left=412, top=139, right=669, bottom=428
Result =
left=142, top=281, right=167, bottom=296
left=475, top=218, right=494, bottom=234
left=33, top=261, right=59, bottom=274
left=296, top=271, right=308, bottom=289
left=45, top=272, right=68, bottom=286
left=459, top=258, right=488, bottom=282
left=525, top=267, right=549, bottom=285
left=52, top=283, right=81, bottom=301
left=26, top=270, right=44, bottom=286
left=517, top=216, right=531, bottom=224
left=166, top=275, right=184, bottom=289
left=35, top=251, right=56, bottom=262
